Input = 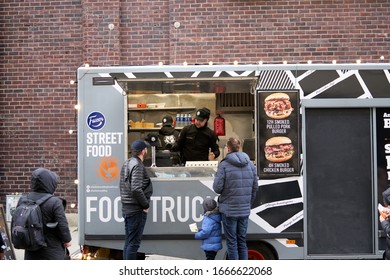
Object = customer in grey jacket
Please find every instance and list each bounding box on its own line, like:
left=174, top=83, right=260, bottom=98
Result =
left=119, top=140, right=153, bottom=260
left=213, top=137, right=258, bottom=260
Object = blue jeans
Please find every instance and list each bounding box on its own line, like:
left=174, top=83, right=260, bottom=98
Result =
left=123, top=211, right=147, bottom=260
left=221, top=214, right=249, bottom=260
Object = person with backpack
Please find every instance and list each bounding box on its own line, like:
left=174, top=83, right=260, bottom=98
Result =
left=13, top=167, right=72, bottom=260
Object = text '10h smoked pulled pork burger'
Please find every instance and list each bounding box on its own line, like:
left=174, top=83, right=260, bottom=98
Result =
left=264, top=92, right=293, bottom=119
left=264, top=136, right=294, bottom=163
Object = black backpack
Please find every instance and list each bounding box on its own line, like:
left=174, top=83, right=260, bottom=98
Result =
left=11, top=193, right=52, bottom=251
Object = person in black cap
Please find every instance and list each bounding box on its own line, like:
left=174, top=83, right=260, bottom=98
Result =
left=157, top=115, right=180, bottom=166
left=172, top=107, right=220, bottom=164
left=119, top=139, right=153, bottom=260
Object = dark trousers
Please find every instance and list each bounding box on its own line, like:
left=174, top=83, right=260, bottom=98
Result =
left=205, top=250, right=218, bottom=260
left=123, top=211, right=147, bottom=260
left=222, top=214, right=249, bottom=260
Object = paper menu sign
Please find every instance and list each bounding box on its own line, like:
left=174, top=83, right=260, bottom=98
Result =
left=189, top=223, right=198, bottom=233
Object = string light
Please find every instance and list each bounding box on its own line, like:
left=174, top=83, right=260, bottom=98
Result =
left=356, top=59, right=361, bottom=64
left=208, top=61, right=213, bottom=65
left=283, top=61, right=287, bottom=64
left=307, top=60, right=312, bottom=64
left=70, top=80, right=76, bottom=85
left=332, top=60, right=337, bottom=64
left=74, top=179, right=79, bottom=184
left=68, top=129, right=74, bottom=134
left=158, top=61, right=163, bottom=66
left=380, top=56, right=385, bottom=60
left=233, top=60, right=238, bottom=65
left=84, top=63, right=90, bottom=67
left=258, top=61, right=263, bottom=65
left=183, top=61, right=188, bottom=66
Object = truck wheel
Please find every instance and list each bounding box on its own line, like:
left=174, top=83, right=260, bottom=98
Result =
left=247, top=243, right=276, bottom=260
left=222, top=243, right=276, bottom=260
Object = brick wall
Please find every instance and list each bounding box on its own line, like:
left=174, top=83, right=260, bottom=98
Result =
left=1, top=0, right=389, bottom=212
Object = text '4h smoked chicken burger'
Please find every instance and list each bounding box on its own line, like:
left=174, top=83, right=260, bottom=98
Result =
left=264, top=136, right=294, bottom=163
left=264, top=92, right=293, bottom=119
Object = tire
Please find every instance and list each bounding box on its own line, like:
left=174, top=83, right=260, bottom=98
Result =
left=222, top=242, right=277, bottom=260
left=247, top=242, right=276, bottom=260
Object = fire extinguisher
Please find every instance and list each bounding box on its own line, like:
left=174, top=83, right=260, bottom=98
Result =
left=214, top=114, right=225, bottom=136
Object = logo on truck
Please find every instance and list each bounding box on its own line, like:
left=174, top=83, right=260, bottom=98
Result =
left=97, top=157, right=120, bottom=182
left=87, top=111, right=106, bottom=130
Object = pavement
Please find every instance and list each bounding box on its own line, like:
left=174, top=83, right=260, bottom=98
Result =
left=13, top=226, right=184, bottom=260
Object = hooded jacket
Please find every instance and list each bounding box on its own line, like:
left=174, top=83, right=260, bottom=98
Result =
left=381, top=187, right=390, bottom=259
left=213, top=152, right=259, bottom=217
left=195, top=209, right=223, bottom=252
left=158, top=126, right=179, bottom=150
left=22, top=168, right=72, bottom=260
left=157, top=125, right=181, bottom=166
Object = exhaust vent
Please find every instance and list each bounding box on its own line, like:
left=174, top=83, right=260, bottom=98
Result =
left=216, top=92, right=254, bottom=114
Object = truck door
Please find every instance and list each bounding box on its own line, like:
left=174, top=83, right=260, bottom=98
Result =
left=302, top=99, right=389, bottom=259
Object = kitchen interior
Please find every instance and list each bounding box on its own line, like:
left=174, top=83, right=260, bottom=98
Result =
left=124, top=77, right=257, bottom=165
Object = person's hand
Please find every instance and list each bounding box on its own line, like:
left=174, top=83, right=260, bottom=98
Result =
left=143, top=208, right=149, bottom=213
left=208, top=152, right=215, bottom=161
left=64, top=241, right=72, bottom=248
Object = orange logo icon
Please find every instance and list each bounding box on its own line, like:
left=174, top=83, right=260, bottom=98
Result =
left=97, top=157, right=120, bottom=182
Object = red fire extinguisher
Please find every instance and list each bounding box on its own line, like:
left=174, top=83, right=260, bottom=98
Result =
left=214, top=114, right=225, bottom=136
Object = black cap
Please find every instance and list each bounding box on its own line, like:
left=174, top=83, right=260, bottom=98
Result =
left=195, top=107, right=210, bottom=121
left=131, top=140, right=150, bottom=151
left=162, top=115, right=173, bottom=126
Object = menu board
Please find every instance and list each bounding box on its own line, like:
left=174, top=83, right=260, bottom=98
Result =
left=0, top=204, right=16, bottom=260
left=257, top=90, right=300, bottom=178
left=376, top=108, right=390, bottom=203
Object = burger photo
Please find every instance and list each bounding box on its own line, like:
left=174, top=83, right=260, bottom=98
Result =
left=264, top=136, right=294, bottom=163
left=263, top=92, right=293, bottom=119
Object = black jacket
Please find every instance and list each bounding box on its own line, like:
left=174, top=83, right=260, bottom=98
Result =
left=119, top=156, right=153, bottom=216
left=158, top=126, right=179, bottom=150
left=23, top=168, right=72, bottom=260
left=173, top=123, right=220, bottom=163
left=381, top=187, right=390, bottom=259
left=156, top=126, right=181, bottom=166
left=0, top=233, right=5, bottom=253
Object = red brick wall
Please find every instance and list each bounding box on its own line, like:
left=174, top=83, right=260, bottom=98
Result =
left=1, top=0, right=389, bottom=212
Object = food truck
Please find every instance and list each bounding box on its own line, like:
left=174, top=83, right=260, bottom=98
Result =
left=77, top=63, right=390, bottom=259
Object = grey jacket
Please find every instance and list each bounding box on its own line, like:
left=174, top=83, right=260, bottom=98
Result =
left=119, top=156, right=153, bottom=216
left=213, top=152, right=259, bottom=217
